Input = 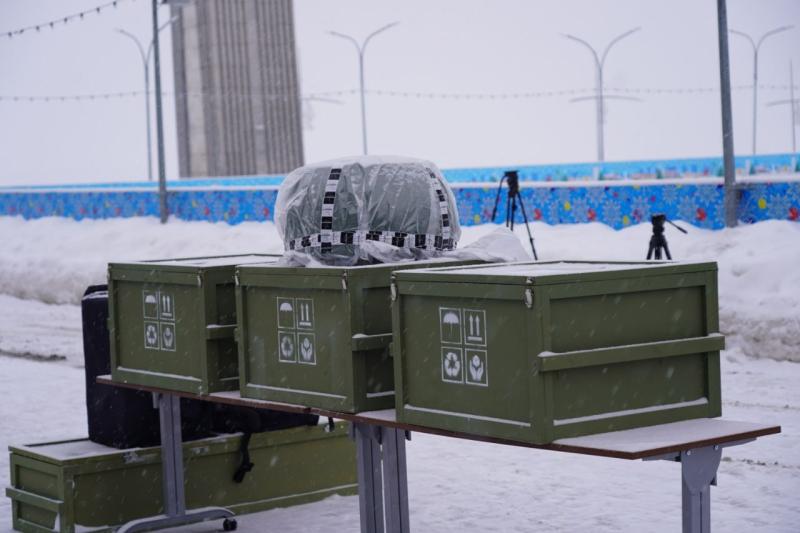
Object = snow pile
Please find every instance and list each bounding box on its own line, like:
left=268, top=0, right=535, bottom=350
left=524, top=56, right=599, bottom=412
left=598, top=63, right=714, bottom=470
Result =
left=0, top=216, right=285, bottom=304
left=0, top=216, right=797, bottom=361
left=0, top=294, right=82, bottom=363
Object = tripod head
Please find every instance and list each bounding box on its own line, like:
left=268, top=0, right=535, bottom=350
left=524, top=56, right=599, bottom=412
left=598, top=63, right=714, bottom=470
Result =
left=650, top=214, right=667, bottom=235
left=650, top=213, right=688, bottom=235
left=647, top=213, right=687, bottom=260
left=505, top=170, right=520, bottom=198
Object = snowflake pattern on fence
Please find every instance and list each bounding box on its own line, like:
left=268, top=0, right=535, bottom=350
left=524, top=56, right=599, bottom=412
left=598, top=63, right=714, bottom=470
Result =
left=0, top=180, right=797, bottom=230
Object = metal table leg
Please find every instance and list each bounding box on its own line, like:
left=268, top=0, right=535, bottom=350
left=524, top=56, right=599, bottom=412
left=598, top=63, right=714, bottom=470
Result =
left=680, top=446, right=722, bottom=533
left=118, top=393, right=234, bottom=533
left=352, top=422, right=385, bottom=533
left=382, top=429, right=410, bottom=533
left=351, top=423, right=411, bottom=533
left=647, top=440, right=757, bottom=533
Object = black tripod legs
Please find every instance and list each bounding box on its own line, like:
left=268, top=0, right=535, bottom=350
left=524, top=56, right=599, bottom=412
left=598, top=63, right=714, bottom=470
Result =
left=647, top=236, right=672, bottom=260
left=515, top=195, right=538, bottom=260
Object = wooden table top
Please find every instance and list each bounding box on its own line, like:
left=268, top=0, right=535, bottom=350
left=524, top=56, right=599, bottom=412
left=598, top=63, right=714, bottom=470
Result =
left=97, top=376, right=781, bottom=460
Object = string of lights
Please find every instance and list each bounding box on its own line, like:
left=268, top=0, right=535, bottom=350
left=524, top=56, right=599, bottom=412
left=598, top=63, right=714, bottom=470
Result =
left=2, top=0, right=133, bottom=39
left=1, top=84, right=797, bottom=104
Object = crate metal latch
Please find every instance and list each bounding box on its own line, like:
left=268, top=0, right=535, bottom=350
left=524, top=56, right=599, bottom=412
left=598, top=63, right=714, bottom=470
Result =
left=524, top=278, right=534, bottom=309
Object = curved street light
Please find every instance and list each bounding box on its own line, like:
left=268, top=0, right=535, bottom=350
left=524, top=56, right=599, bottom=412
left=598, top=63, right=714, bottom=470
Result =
left=329, top=22, right=399, bottom=155
left=729, top=25, right=794, bottom=155
left=563, top=27, right=641, bottom=163
left=115, top=17, right=176, bottom=181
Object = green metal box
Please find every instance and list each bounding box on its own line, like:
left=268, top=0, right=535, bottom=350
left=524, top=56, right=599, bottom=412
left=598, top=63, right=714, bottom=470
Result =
left=6, top=423, right=357, bottom=533
left=109, top=254, right=279, bottom=395
left=236, top=259, right=483, bottom=413
left=392, top=261, right=723, bottom=444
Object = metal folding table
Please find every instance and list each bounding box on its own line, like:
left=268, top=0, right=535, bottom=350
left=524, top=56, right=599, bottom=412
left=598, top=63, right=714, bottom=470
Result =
left=97, top=376, right=780, bottom=533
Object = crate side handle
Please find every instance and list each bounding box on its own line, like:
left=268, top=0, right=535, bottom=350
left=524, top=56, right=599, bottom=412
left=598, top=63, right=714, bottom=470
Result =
left=537, top=333, right=725, bottom=372
left=206, top=324, right=237, bottom=340
left=5, top=486, right=64, bottom=513
left=352, top=333, right=393, bottom=352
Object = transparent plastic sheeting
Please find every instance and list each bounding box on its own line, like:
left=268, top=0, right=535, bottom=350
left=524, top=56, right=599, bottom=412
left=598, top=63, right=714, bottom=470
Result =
left=279, top=226, right=531, bottom=267
left=275, top=156, right=463, bottom=266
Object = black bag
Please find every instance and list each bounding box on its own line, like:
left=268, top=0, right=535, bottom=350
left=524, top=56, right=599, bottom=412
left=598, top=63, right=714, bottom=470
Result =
left=82, top=285, right=213, bottom=448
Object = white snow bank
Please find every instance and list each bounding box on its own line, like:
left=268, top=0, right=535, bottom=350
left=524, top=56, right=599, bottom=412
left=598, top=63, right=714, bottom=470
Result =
left=0, top=216, right=798, bottom=361
left=0, top=216, right=285, bottom=304
left=0, top=294, right=82, bottom=363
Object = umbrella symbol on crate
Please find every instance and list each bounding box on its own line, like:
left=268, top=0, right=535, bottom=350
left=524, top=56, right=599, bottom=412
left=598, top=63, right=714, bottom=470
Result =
left=300, top=337, right=314, bottom=361
left=442, top=311, right=460, bottom=338
left=444, top=351, right=461, bottom=378
left=279, top=302, right=293, bottom=313
left=469, top=354, right=484, bottom=381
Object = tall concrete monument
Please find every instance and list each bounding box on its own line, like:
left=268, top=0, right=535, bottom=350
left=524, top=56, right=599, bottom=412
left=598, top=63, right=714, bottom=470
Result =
left=171, top=0, right=304, bottom=178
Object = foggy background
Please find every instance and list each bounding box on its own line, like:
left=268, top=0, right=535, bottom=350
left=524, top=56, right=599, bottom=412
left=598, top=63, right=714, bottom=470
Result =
left=0, top=0, right=798, bottom=184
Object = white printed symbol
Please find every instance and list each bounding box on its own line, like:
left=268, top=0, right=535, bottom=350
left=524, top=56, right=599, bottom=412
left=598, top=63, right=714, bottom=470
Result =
left=296, top=299, right=314, bottom=329
left=301, top=338, right=313, bottom=360
left=444, top=352, right=460, bottom=377
left=439, top=307, right=462, bottom=344
left=298, top=333, right=316, bottom=365
left=277, top=298, right=295, bottom=329
left=161, top=323, right=176, bottom=351
left=278, top=332, right=296, bottom=362
left=469, top=355, right=483, bottom=380
left=277, top=297, right=316, bottom=364
left=160, top=293, right=175, bottom=320
left=463, top=309, right=487, bottom=346
left=143, top=291, right=159, bottom=319
left=144, top=322, right=159, bottom=349
left=465, top=349, right=488, bottom=386
left=441, top=347, right=463, bottom=383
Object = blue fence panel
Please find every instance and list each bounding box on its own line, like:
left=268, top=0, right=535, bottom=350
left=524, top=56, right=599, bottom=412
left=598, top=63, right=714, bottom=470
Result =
left=1, top=153, right=798, bottom=229
left=454, top=183, right=727, bottom=229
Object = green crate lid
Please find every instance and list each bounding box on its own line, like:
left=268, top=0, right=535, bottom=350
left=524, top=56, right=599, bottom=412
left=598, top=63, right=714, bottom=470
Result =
left=393, top=260, right=717, bottom=286
left=237, top=256, right=476, bottom=278
left=109, top=254, right=280, bottom=274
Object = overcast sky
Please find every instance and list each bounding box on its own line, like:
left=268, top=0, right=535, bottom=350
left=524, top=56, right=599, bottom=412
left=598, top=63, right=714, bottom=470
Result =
left=1, top=0, right=798, bottom=185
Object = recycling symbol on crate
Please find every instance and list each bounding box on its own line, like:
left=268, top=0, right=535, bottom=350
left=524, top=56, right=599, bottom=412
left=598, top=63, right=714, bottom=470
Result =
left=438, top=307, right=488, bottom=386
left=276, top=297, right=316, bottom=365
left=142, top=290, right=176, bottom=352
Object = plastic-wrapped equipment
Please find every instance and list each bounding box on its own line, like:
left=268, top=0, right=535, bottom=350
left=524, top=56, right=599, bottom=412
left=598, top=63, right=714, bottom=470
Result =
left=275, top=156, right=462, bottom=265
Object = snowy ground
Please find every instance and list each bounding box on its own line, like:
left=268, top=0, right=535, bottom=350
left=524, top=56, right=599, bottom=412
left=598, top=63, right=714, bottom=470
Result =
left=0, top=216, right=798, bottom=531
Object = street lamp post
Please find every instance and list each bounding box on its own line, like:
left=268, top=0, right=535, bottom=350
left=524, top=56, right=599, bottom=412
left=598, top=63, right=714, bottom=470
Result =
left=563, top=28, right=641, bottom=163
left=729, top=25, right=793, bottom=156
left=717, top=0, right=738, bottom=228
left=766, top=61, right=799, bottom=154
left=151, top=0, right=168, bottom=223
left=329, top=22, right=399, bottom=155
left=115, top=18, right=176, bottom=182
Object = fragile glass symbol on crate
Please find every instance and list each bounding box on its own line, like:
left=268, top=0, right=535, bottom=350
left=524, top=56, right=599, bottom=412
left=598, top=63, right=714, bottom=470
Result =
left=276, top=297, right=316, bottom=365
left=439, top=307, right=488, bottom=387
left=142, top=290, right=176, bottom=352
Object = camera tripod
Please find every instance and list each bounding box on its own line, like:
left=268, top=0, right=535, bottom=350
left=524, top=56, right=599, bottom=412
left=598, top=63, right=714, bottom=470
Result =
left=646, top=213, right=687, bottom=260
left=490, top=170, right=538, bottom=260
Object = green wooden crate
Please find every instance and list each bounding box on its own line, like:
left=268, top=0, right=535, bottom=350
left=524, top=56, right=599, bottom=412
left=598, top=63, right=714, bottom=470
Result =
left=237, top=258, right=484, bottom=413
left=392, top=261, right=724, bottom=444
left=6, top=423, right=357, bottom=533
left=109, top=254, right=279, bottom=394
